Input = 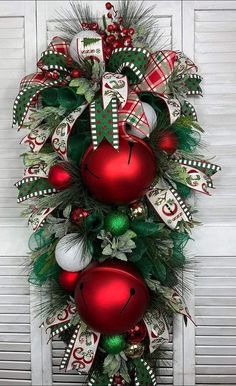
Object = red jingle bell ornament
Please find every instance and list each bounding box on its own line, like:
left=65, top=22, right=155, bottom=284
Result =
left=126, top=320, right=147, bottom=344
left=74, top=260, right=149, bottom=334
left=48, top=164, right=72, bottom=190
left=157, top=131, right=178, bottom=155
left=59, top=270, right=80, bottom=292
left=81, top=136, right=156, bottom=205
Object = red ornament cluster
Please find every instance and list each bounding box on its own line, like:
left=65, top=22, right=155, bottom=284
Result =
left=71, top=207, right=89, bottom=225
left=157, top=131, right=178, bottom=155
left=48, top=164, right=72, bottom=190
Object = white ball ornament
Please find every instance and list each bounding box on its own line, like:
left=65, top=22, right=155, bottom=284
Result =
left=128, top=102, right=157, bottom=139
left=55, top=233, right=92, bottom=272
left=69, top=30, right=103, bottom=64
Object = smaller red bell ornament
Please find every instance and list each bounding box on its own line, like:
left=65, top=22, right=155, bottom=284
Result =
left=59, top=270, right=80, bottom=292
left=48, top=164, right=72, bottom=190
left=81, top=136, right=156, bottom=205
left=74, top=260, right=150, bottom=334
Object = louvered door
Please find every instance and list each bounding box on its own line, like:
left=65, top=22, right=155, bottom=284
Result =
left=183, top=1, right=236, bottom=385
left=0, top=1, right=36, bottom=385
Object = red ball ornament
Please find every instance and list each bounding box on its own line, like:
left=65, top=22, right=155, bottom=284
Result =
left=126, top=320, right=147, bottom=344
left=74, top=260, right=150, bottom=334
left=71, top=207, right=89, bottom=225
left=48, top=164, right=72, bottom=190
left=59, top=270, right=80, bottom=292
left=121, top=27, right=129, bottom=35
left=123, top=36, right=132, bottom=47
left=81, top=136, right=156, bottom=205
left=113, top=40, right=122, bottom=49
left=71, top=69, right=81, bottom=78
left=158, top=131, right=178, bottom=154
left=107, top=12, right=113, bottom=19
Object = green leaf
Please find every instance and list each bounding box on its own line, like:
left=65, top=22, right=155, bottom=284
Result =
left=115, top=252, right=128, bottom=261
left=102, top=244, right=113, bottom=256
left=85, top=89, right=95, bottom=103
left=69, top=79, right=81, bottom=87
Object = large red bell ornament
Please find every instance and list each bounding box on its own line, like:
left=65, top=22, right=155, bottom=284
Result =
left=74, top=260, right=150, bottom=334
left=80, top=136, right=156, bottom=205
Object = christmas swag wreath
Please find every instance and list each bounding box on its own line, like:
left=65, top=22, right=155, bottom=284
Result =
left=13, top=1, right=221, bottom=385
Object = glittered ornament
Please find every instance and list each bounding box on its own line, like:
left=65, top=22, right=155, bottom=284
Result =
left=126, top=320, right=147, bottom=344
left=71, top=207, right=89, bottom=225
left=128, top=201, right=148, bottom=221
left=128, top=102, right=157, bottom=139
left=70, top=30, right=104, bottom=63
left=101, top=334, right=126, bottom=354
left=81, top=136, right=156, bottom=205
left=58, top=270, right=80, bottom=292
left=124, top=343, right=145, bottom=359
left=48, top=164, right=72, bottom=190
left=74, top=260, right=150, bottom=334
left=104, top=211, right=129, bottom=236
left=55, top=233, right=92, bottom=272
left=157, top=131, right=178, bottom=154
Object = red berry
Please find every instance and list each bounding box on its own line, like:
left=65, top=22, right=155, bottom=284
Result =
left=122, top=27, right=129, bottom=35
left=107, top=12, right=113, bottom=19
left=67, top=57, right=74, bottom=65
left=100, top=31, right=107, bottom=39
left=46, top=72, right=52, bottom=79
left=91, top=22, right=99, bottom=30
left=81, top=22, right=88, bottom=29
left=52, top=71, right=59, bottom=79
left=129, top=28, right=135, bottom=35
left=118, top=17, right=123, bottom=23
left=113, top=23, right=120, bottom=32
left=105, top=2, right=113, bottom=10
left=113, top=40, right=122, bottom=49
left=107, top=24, right=114, bottom=32
left=104, top=46, right=112, bottom=57
left=106, top=34, right=116, bottom=43
left=71, top=69, right=81, bottom=78
left=123, top=36, right=132, bottom=46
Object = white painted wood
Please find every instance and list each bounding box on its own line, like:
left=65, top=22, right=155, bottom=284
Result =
left=183, top=2, right=236, bottom=385
left=0, top=2, right=37, bottom=385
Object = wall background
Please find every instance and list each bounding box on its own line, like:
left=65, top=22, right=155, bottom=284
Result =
left=0, top=1, right=235, bottom=385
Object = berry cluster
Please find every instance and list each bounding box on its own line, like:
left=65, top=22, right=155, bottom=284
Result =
left=102, top=2, right=135, bottom=59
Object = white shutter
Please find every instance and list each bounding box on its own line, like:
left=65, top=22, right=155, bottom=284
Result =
left=0, top=1, right=36, bottom=385
left=183, top=2, right=236, bottom=385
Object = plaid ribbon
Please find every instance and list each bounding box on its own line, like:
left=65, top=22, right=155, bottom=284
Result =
left=132, top=50, right=176, bottom=95
left=118, top=91, right=150, bottom=137
left=13, top=37, right=72, bottom=128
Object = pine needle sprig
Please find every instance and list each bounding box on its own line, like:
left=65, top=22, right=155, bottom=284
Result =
left=118, top=0, right=162, bottom=50
left=55, top=1, right=98, bottom=42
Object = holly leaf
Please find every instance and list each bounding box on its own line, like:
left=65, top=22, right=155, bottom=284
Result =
left=85, top=89, right=96, bottom=103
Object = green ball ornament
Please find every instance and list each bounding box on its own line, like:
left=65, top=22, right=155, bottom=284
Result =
left=101, top=334, right=126, bottom=354
left=104, top=211, right=129, bottom=236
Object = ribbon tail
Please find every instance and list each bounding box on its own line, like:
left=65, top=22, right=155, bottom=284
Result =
left=60, top=324, right=100, bottom=373
left=51, top=102, right=88, bottom=160
left=144, top=311, right=170, bottom=354
left=146, top=183, right=192, bottom=230
left=90, top=95, right=119, bottom=150
left=133, top=359, right=157, bottom=386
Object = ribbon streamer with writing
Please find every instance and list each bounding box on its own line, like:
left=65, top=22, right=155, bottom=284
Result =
left=102, top=72, right=128, bottom=109
left=52, top=102, right=88, bottom=160
left=144, top=310, right=169, bottom=354
left=146, top=183, right=192, bottom=229
left=60, top=323, right=100, bottom=374
left=44, top=300, right=77, bottom=339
